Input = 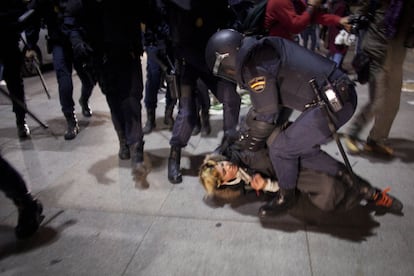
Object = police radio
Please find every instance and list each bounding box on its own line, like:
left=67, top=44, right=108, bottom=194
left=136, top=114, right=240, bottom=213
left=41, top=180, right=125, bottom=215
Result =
left=309, top=78, right=343, bottom=113
left=323, top=85, right=343, bottom=112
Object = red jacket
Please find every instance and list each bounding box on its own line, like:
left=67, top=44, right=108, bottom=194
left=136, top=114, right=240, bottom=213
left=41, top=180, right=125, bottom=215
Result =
left=264, top=0, right=341, bottom=40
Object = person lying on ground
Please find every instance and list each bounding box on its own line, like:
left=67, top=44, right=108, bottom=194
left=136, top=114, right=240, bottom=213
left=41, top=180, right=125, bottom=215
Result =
left=199, top=116, right=403, bottom=215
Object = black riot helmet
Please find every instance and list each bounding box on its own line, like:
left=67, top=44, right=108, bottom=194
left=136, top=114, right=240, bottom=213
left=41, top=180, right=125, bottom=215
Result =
left=205, top=29, right=244, bottom=83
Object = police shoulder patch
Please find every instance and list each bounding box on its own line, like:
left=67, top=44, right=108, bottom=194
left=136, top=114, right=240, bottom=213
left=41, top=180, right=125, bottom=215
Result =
left=248, top=76, right=266, bottom=93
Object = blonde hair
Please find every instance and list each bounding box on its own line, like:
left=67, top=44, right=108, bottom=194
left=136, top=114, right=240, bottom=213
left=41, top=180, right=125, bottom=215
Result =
left=199, top=154, right=242, bottom=200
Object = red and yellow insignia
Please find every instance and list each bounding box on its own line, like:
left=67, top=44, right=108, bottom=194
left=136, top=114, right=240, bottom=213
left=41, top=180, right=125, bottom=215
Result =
left=248, top=76, right=266, bottom=93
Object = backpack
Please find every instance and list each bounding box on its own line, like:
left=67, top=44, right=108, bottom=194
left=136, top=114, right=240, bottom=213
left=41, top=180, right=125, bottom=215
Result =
left=239, top=0, right=268, bottom=36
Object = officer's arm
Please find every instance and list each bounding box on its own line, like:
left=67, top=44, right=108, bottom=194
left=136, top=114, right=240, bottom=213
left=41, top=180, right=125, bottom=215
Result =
left=24, top=4, right=41, bottom=51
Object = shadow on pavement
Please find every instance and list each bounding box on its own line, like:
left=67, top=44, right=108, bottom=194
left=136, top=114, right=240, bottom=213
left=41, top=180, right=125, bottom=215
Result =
left=205, top=191, right=389, bottom=242
left=0, top=211, right=76, bottom=261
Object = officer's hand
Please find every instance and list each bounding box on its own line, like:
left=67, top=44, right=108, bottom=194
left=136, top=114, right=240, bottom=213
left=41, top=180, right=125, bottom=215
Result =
left=307, top=0, right=322, bottom=7
left=251, top=174, right=266, bottom=191
left=144, top=31, right=157, bottom=47
left=73, top=40, right=93, bottom=63
left=25, top=49, right=38, bottom=59
left=340, top=16, right=352, bottom=33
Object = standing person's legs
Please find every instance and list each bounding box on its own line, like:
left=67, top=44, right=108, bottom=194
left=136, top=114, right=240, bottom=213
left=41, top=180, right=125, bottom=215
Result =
left=52, top=44, right=79, bottom=140
left=315, top=24, right=321, bottom=50
left=143, top=45, right=162, bottom=134
left=309, top=25, right=317, bottom=52
left=368, top=41, right=406, bottom=143
left=302, top=31, right=309, bottom=49
left=332, top=53, right=344, bottom=68
left=74, top=59, right=95, bottom=117
left=345, top=60, right=382, bottom=152
left=2, top=43, right=30, bottom=138
left=99, top=51, right=145, bottom=171
left=0, top=155, right=43, bottom=239
left=164, top=84, right=177, bottom=130
left=168, top=62, right=198, bottom=184
left=123, top=56, right=145, bottom=174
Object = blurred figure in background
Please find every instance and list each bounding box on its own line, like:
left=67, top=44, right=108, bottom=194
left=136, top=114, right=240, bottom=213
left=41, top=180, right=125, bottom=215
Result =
left=325, top=0, right=351, bottom=70
left=345, top=0, right=414, bottom=156
left=264, top=0, right=350, bottom=40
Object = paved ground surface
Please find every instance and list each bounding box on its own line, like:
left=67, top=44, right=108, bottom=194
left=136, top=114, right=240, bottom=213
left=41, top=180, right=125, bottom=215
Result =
left=0, top=48, right=414, bottom=276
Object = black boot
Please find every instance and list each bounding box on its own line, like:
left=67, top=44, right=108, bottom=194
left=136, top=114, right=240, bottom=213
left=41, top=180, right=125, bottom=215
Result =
left=258, top=188, right=296, bottom=217
left=365, top=187, right=403, bottom=214
left=143, top=108, right=156, bottom=135
left=168, top=146, right=182, bottom=184
left=79, top=96, right=92, bottom=117
left=116, top=131, right=130, bottom=160
left=200, top=109, right=211, bottom=136
left=64, top=112, right=79, bottom=140
left=16, top=115, right=31, bottom=139
left=131, top=141, right=148, bottom=188
left=164, top=104, right=175, bottom=130
left=14, top=194, right=44, bottom=240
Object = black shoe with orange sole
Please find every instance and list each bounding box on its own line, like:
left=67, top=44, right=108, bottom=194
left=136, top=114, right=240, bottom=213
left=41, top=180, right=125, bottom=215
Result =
left=366, top=187, right=403, bottom=215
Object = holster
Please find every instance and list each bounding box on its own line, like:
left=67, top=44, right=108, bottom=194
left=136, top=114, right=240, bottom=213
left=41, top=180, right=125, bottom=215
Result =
left=316, top=76, right=352, bottom=113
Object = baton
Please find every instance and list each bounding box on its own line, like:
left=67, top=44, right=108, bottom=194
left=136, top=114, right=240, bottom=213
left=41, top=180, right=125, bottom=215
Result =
left=309, top=78, right=357, bottom=182
left=0, top=87, right=48, bottom=129
left=20, top=35, right=51, bottom=99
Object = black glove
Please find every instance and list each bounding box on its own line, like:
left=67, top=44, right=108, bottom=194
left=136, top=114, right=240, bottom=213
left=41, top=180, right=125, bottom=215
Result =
left=214, top=129, right=240, bottom=155
left=73, top=40, right=93, bottom=62
left=143, top=30, right=157, bottom=47
left=70, top=34, right=93, bottom=63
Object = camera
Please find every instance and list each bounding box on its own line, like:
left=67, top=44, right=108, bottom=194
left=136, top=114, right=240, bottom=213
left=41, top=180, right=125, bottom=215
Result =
left=348, top=14, right=370, bottom=35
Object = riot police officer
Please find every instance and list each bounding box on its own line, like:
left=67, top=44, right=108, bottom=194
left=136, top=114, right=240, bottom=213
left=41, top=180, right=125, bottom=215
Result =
left=64, top=0, right=157, bottom=178
left=162, top=0, right=242, bottom=184
left=0, top=0, right=31, bottom=138
left=26, top=0, right=96, bottom=140
left=142, top=5, right=177, bottom=135
left=205, top=29, right=358, bottom=217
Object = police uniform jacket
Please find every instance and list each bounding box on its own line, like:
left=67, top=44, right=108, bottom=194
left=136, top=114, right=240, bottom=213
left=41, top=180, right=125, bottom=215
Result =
left=235, top=36, right=348, bottom=116
left=235, top=36, right=356, bottom=191
left=64, top=0, right=156, bottom=57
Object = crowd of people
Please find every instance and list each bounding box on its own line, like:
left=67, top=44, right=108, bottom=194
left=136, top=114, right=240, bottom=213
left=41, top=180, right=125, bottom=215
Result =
left=1, top=0, right=413, bottom=239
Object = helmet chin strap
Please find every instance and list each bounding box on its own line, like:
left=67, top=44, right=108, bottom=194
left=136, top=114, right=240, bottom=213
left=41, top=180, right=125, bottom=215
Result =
left=213, top=52, right=230, bottom=75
